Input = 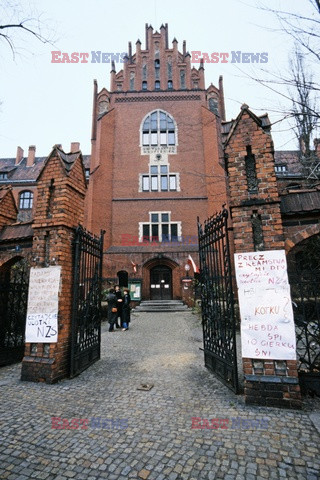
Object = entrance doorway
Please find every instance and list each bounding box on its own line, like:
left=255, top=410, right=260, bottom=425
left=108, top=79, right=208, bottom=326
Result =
left=150, top=265, right=172, bottom=300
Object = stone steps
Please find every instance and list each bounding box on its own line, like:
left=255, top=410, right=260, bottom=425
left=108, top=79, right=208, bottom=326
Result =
left=134, top=300, right=188, bottom=312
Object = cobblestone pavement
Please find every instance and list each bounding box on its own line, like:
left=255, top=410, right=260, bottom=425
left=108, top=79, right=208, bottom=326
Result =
left=0, top=310, right=320, bottom=480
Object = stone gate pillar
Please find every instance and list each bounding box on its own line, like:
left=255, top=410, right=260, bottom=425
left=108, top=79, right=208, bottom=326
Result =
left=21, top=147, right=87, bottom=383
left=224, top=105, right=301, bottom=408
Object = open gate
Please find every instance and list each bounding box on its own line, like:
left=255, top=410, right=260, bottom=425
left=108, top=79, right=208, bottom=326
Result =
left=70, top=226, right=104, bottom=378
left=0, top=258, right=30, bottom=366
left=197, top=209, right=239, bottom=393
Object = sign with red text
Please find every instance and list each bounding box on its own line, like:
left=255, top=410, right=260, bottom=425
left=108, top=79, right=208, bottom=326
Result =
left=234, top=250, right=296, bottom=360
left=238, top=285, right=296, bottom=359
left=25, top=266, right=61, bottom=343
left=234, top=250, right=288, bottom=288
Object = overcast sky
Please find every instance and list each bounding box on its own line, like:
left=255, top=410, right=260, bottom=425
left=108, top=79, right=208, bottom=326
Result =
left=0, top=0, right=317, bottom=157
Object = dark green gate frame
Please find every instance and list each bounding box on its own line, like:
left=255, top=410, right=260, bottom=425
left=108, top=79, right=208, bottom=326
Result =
left=70, top=226, right=104, bottom=378
left=197, top=208, right=239, bottom=393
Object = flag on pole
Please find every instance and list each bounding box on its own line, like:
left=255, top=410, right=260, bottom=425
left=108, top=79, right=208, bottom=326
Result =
left=187, top=254, right=200, bottom=273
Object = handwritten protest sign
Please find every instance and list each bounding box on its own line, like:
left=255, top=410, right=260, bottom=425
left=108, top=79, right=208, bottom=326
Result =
left=238, top=285, right=296, bottom=359
left=234, top=250, right=296, bottom=360
left=234, top=250, right=288, bottom=288
left=25, top=266, right=61, bottom=343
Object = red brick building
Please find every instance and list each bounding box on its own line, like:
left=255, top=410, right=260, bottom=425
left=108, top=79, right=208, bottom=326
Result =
left=85, top=24, right=227, bottom=300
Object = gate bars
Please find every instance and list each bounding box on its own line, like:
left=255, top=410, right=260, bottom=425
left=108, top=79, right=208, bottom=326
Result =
left=197, top=209, right=239, bottom=393
left=70, top=226, right=104, bottom=378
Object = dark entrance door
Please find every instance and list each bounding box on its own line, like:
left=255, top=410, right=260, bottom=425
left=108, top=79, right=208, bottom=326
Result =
left=150, top=266, right=172, bottom=300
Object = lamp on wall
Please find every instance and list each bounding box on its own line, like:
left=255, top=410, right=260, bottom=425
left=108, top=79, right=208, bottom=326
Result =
left=184, top=263, right=190, bottom=277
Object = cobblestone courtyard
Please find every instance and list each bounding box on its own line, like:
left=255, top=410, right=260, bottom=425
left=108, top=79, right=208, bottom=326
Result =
left=0, top=310, right=320, bottom=480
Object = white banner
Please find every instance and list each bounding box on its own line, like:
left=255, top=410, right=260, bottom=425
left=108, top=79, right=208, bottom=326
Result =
left=25, top=266, right=61, bottom=343
left=234, top=250, right=288, bottom=288
left=234, top=250, right=297, bottom=360
left=238, top=285, right=296, bottom=360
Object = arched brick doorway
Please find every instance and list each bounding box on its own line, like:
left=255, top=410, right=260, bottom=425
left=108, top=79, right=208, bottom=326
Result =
left=142, top=256, right=180, bottom=300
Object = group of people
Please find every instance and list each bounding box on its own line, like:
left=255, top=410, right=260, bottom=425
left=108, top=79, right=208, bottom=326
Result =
left=106, top=285, right=131, bottom=332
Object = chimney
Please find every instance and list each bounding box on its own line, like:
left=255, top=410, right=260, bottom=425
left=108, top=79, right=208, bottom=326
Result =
left=26, top=145, right=36, bottom=167
left=15, top=146, right=24, bottom=165
left=70, top=142, right=80, bottom=153
left=314, top=138, right=320, bottom=157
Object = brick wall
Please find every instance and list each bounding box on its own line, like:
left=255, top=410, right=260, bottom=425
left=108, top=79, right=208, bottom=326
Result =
left=21, top=148, right=87, bottom=383
left=0, top=187, right=17, bottom=227
left=225, top=106, right=301, bottom=409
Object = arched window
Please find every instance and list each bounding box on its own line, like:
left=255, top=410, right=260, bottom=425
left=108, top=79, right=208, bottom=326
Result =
left=19, top=190, right=33, bottom=209
left=117, top=270, right=128, bottom=288
left=142, top=110, right=176, bottom=146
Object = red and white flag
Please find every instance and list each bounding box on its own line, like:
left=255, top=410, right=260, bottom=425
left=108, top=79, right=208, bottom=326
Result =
left=131, top=261, right=137, bottom=273
left=188, top=254, right=200, bottom=274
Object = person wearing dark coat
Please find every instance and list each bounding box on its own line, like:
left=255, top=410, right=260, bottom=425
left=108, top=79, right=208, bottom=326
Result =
left=122, top=289, right=131, bottom=331
left=115, top=285, right=123, bottom=328
left=106, top=288, right=118, bottom=332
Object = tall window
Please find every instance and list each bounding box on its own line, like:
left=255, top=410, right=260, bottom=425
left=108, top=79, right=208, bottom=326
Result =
left=180, top=70, right=186, bottom=89
left=142, top=110, right=176, bottom=147
left=140, top=212, right=181, bottom=242
left=19, top=190, right=33, bottom=209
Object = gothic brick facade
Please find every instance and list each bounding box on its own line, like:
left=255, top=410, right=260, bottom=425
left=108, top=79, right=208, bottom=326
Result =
left=85, top=24, right=227, bottom=300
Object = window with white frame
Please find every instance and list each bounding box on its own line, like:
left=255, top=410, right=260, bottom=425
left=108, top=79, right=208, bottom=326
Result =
left=275, top=164, right=287, bottom=173
left=142, top=110, right=176, bottom=147
left=140, top=212, right=181, bottom=242
left=19, top=190, right=33, bottom=209
left=141, top=164, right=179, bottom=192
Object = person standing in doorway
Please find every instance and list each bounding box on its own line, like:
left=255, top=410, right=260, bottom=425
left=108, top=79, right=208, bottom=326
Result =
left=106, top=288, right=118, bottom=332
left=115, top=285, right=123, bottom=328
left=122, top=288, right=131, bottom=331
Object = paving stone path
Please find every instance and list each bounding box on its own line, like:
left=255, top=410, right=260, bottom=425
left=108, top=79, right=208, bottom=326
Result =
left=0, top=310, right=320, bottom=480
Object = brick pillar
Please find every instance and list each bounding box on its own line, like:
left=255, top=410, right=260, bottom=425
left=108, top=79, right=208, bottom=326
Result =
left=225, top=105, right=301, bottom=408
left=21, top=147, right=87, bottom=383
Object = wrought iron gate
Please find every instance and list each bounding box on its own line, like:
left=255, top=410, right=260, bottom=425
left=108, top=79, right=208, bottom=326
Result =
left=70, top=226, right=104, bottom=377
left=0, top=258, right=30, bottom=366
left=198, top=209, right=239, bottom=393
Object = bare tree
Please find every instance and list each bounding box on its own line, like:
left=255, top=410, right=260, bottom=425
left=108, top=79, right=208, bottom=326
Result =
left=258, top=0, right=320, bottom=63
left=0, top=1, right=56, bottom=59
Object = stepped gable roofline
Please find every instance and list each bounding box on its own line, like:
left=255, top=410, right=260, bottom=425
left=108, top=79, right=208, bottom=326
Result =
left=222, top=105, right=271, bottom=147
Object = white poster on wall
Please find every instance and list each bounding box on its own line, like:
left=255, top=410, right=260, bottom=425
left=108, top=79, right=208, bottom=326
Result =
left=234, top=250, right=289, bottom=288
left=234, top=250, right=297, bottom=360
left=25, top=266, right=61, bottom=343
left=238, top=285, right=296, bottom=360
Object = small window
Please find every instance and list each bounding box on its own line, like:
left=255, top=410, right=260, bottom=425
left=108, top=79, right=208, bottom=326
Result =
left=171, top=223, right=178, bottom=240
left=19, top=191, right=33, bottom=209
left=150, top=166, right=158, bottom=174
left=151, top=213, right=159, bottom=222
left=143, top=224, right=149, bottom=241
left=151, top=176, right=158, bottom=191
left=160, top=165, right=168, bottom=174
left=155, top=59, right=160, bottom=68
left=168, top=80, right=173, bottom=90
left=0, top=172, right=8, bottom=180
left=161, top=176, right=168, bottom=191
left=161, top=213, right=169, bottom=222
left=85, top=169, right=90, bottom=181
left=142, top=176, right=150, bottom=191
left=169, top=175, right=177, bottom=191
left=155, top=81, right=160, bottom=90
left=142, top=81, right=147, bottom=91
